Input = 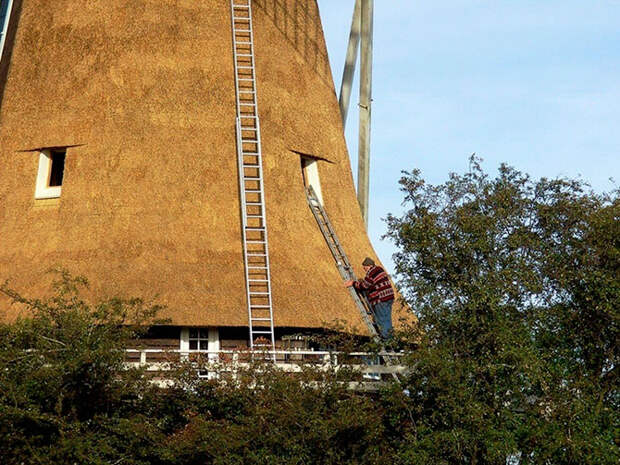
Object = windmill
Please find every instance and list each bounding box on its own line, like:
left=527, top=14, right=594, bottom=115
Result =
left=0, top=0, right=411, bottom=355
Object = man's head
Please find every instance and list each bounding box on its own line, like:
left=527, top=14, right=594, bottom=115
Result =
left=362, top=257, right=375, bottom=272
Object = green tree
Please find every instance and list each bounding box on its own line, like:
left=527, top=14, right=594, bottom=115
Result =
left=384, top=157, right=619, bottom=464
left=0, top=271, right=164, bottom=464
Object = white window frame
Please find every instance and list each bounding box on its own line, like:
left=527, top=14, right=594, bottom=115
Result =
left=301, top=157, right=324, bottom=205
left=180, top=327, right=220, bottom=379
left=0, top=0, right=14, bottom=62
left=34, top=150, right=63, bottom=199
left=180, top=327, right=220, bottom=358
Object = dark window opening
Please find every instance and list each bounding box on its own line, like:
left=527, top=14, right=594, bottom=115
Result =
left=189, top=328, right=209, bottom=351
left=48, top=150, right=66, bottom=187
left=300, top=157, right=310, bottom=187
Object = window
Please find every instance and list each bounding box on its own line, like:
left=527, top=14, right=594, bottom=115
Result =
left=301, top=156, right=324, bottom=205
left=180, top=327, right=220, bottom=354
left=180, top=328, right=220, bottom=379
left=0, top=0, right=14, bottom=61
left=48, top=150, right=66, bottom=186
left=189, top=328, right=209, bottom=351
left=35, top=149, right=66, bottom=199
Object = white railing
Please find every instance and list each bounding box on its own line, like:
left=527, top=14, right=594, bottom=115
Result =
left=124, top=349, right=408, bottom=375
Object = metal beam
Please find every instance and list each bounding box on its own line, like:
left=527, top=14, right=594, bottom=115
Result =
left=0, top=0, right=15, bottom=62
left=338, top=0, right=360, bottom=128
left=357, top=0, right=373, bottom=228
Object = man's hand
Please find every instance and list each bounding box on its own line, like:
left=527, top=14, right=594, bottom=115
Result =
left=344, top=280, right=355, bottom=287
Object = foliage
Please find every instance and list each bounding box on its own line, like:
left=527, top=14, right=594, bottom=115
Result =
left=384, top=156, right=619, bottom=464
left=0, top=271, right=163, bottom=463
left=0, top=272, right=394, bottom=464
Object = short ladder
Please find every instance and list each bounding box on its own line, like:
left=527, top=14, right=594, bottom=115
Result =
left=305, top=186, right=398, bottom=371
left=230, top=0, right=276, bottom=358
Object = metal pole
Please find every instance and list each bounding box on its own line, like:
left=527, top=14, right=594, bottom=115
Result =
left=338, top=0, right=360, bottom=128
left=358, top=0, right=373, bottom=228
left=0, top=0, right=15, bottom=62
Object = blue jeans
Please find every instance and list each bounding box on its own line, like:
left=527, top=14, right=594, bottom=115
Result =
left=373, top=300, right=393, bottom=339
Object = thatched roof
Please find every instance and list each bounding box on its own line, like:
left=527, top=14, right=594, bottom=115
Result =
left=0, top=0, right=414, bottom=333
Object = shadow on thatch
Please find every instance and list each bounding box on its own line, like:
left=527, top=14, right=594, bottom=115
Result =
left=254, top=0, right=332, bottom=86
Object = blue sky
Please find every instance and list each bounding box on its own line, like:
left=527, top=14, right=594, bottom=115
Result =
left=317, top=0, right=620, bottom=274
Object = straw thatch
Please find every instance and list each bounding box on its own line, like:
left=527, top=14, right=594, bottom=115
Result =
left=0, top=0, right=413, bottom=333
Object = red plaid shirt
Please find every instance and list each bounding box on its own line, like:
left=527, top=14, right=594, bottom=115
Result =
left=353, top=265, right=395, bottom=305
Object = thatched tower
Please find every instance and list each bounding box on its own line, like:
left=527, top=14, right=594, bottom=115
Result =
left=0, top=0, right=409, bottom=350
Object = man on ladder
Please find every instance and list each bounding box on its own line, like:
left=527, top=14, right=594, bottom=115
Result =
left=345, top=257, right=394, bottom=339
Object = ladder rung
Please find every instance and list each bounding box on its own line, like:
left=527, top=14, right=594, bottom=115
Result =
left=251, top=318, right=272, bottom=321
left=249, top=279, right=269, bottom=282
left=248, top=266, right=268, bottom=269
left=246, top=240, right=266, bottom=244
left=246, top=215, right=263, bottom=218
left=250, top=292, right=270, bottom=295
left=247, top=253, right=267, bottom=256
left=245, top=190, right=261, bottom=193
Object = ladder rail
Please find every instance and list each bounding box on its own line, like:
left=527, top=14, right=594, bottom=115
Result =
left=230, top=0, right=276, bottom=359
left=235, top=118, right=263, bottom=350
